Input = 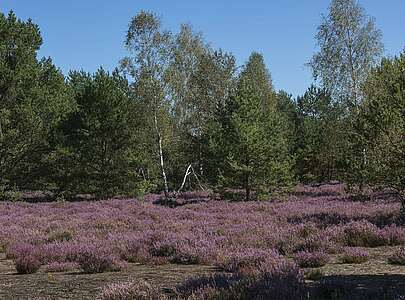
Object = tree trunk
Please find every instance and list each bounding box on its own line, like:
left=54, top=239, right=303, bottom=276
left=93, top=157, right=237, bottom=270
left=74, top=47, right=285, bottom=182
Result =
left=177, top=164, right=192, bottom=194
left=154, top=114, right=169, bottom=200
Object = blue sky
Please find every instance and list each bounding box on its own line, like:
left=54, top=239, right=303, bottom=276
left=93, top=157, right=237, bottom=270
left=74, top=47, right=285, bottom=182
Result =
left=1, top=1, right=404, bottom=97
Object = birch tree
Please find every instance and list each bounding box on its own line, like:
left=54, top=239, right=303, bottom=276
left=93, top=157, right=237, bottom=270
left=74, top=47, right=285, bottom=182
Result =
left=309, top=0, right=383, bottom=109
left=121, top=11, right=173, bottom=199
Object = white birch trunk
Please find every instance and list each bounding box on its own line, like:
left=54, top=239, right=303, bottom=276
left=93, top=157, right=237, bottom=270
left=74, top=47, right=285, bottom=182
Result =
left=154, top=114, right=169, bottom=199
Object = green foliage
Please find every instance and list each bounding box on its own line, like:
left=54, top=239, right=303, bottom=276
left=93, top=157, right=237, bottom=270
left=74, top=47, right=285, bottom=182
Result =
left=225, top=53, right=293, bottom=200
left=348, top=53, right=405, bottom=196
left=0, top=11, right=76, bottom=191
left=309, top=0, right=383, bottom=108
left=56, top=69, right=140, bottom=198
left=296, top=86, right=345, bottom=182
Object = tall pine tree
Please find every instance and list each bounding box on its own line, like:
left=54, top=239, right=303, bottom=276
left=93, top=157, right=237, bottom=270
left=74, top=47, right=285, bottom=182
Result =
left=226, top=53, right=293, bottom=200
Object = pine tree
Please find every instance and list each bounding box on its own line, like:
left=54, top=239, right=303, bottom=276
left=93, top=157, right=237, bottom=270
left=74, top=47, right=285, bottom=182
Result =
left=227, top=53, right=293, bottom=200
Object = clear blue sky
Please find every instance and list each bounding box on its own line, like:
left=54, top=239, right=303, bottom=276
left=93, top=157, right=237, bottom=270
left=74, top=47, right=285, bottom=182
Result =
left=1, top=1, right=404, bottom=97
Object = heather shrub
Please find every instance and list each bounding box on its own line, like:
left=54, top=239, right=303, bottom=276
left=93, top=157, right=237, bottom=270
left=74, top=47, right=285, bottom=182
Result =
left=340, top=247, right=369, bottom=264
left=175, top=274, right=243, bottom=299
left=176, top=263, right=304, bottom=300
left=44, top=262, right=78, bottom=273
left=342, top=220, right=385, bottom=247
left=293, top=233, right=332, bottom=253
left=293, top=251, right=329, bottom=268
left=12, top=243, right=41, bottom=274
left=119, top=236, right=152, bottom=264
left=379, top=225, right=405, bottom=246
left=296, top=223, right=319, bottom=238
left=388, top=247, right=405, bottom=265
left=150, top=238, right=200, bottom=265
left=215, top=248, right=281, bottom=274
left=75, top=248, right=118, bottom=273
left=98, top=279, right=167, bottom=300
left=245, top=265, right=304, bottom=300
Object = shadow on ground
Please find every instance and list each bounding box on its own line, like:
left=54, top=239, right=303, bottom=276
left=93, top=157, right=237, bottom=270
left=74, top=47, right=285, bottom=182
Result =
left=309, top=274, right=405, bottom=299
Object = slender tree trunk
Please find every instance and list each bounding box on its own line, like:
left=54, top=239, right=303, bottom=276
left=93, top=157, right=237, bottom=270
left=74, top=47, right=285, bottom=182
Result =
left=177, top=164, right=192, bottom=194
left=154, top=114, right=169, bottom=199
left=199, top=142, right=203, bottom=177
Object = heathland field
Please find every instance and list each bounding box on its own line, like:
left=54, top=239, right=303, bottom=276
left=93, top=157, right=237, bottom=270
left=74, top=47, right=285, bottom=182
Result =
left=1, top=184, right=405, bottom=299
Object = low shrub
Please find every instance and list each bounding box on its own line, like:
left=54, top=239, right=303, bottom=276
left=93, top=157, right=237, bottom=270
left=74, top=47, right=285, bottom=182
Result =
left=75, top=249, right=118, bottom=273
left=342, top=221, right=385, bottom=247
left=98, top=279, right=167, bottom=300
left=379, top=225, right=405, bottom=246
left=340, top=247, right=369, bottom=264
left=175, top=273, right=242, bottom=299
left=215, top=248, right=281, bottom=274
left=12, top=243, right=41, bottom=274
left=176, top=263, right=304, bottom=300
left=246, top=261, right=304, bottom=300
left=150, top=238, right=201, bottom=265
left=119, top=238, right=151, bottom=264
left=293, top=251, right=329, bottom=268
left=293, top=233, right=332, bottom=253
left=388, top=247, right=405, bottom=265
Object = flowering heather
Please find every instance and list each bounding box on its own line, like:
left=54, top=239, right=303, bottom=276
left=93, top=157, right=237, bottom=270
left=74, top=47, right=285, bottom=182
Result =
left=340, top=247, right=369, bottom=264
left=293, top=251, right=330, bottom=268
left=74, top=246, right=124, bottom=273
left=215, top=248, right=294, bottom=278
left=0, top=184, right=402, bottom=275
left=175, top=262, right=304, bottom=300
left=98, top=279, right=167, bottom=300
left=11, top=243, right=41, bottom=274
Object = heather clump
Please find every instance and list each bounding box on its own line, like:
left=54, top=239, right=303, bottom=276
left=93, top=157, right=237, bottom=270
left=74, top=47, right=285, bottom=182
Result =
left=293, top=232, right=332, bottom=253
left=293, top=251, right=330, bottom=268
left=98, top=279, right=167, bottom=300
left=342, top=220, right=385, bottom=247
left=379, top=225, right=405, bottom=246
left=340, top=247, right=369, bottom=264
left=176, top=262, right=304, bottom=300
left=74, top=246, right=123, bottom=273
left=150, top=233, right=214, bottom=265
left=40, top=242, right=76, bottom=264
left=215, top=248, right=281, bottom=274
left=11, top=243, right=42, bottom=274
left=116, top=234, right=154, bottom=264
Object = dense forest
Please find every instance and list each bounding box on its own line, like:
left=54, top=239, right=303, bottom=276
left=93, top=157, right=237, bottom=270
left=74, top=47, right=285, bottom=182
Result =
left=0, top=0, right=403, bottom=203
